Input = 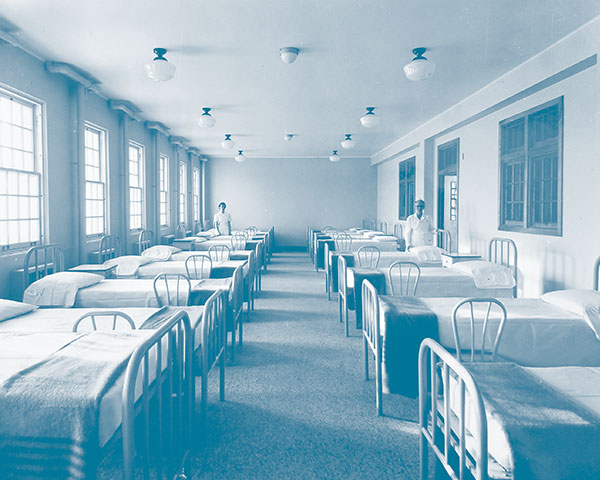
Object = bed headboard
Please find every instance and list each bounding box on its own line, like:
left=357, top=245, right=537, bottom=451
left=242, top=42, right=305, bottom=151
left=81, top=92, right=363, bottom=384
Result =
left=436, top=229, right=451, bottom=252
left=23, top=244, right=64, bottom=288
left=99, top=235, right=121, bottom=262
left=138, top=229, right=154, bottom=254
left=175, top=223, right=187, bottom=239
left=192, top=220, right=202, bottom=235
left=488, top=237, right=518, bottom=295
left=594, top=257, right=600, bottom=291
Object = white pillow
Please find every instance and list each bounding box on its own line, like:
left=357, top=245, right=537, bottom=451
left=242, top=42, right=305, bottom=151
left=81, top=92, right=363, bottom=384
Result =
left=141, top=245, right=181, bottom=262
left=541, top=289, right=600, bottom=340
left=104, top=255, right=153, bottom=276
left=372, top=235, right=399, bottom=242
left=23, top=272, right=103, bottom=307
left=451, top=260, right=515, bottom=288
left=0, top=299, right=37, bottom=322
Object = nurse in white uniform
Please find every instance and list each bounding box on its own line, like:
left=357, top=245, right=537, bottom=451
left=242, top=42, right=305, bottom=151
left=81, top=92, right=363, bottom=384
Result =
left=404, top=199, right=436, bottom=249
left=213, top=202, right=232, bottom=235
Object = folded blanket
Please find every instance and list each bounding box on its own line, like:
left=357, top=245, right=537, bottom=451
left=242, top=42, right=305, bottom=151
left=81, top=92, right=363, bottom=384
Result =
left=0, top=331, right=146, bottom=479
left=379, top=296, right=439, bottom=397
left=467, top=363, right=600, bottom=479
left=104, top=255, right=154, bottom=277
left=411, top=245, right=443, bottom=262
left=451, top=260, right=515, bottom=288
left=352, top=269, right=386, bottom=328
left=141, top=245, right=181, bottom=261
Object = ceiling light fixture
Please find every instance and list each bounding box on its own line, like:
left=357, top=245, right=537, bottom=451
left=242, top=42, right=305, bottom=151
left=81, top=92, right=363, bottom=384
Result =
left=221, top=134, right=235, bottom=149
left=283, top=134, right=294, bottom=142
left=234, top=150, right=245, bottom=162
left=280, top=47, right=299, bottom=64
left=329, top=150, right=340, bottom=162
left=403, top=47, right=436, bottom=81
left=199, top=107, right=216, bottom=128
left=360, top=107, right=380, bottom=128
left=144, top=48, right=176, bottom=82
left=341, top=134, right=355, bottom=150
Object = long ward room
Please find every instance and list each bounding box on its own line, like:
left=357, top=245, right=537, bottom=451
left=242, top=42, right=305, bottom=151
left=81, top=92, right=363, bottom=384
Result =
left=1, top=1, right=600, bottom=478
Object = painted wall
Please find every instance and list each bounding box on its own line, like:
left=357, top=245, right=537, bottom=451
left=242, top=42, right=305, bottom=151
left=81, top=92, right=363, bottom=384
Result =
left=206, top=157, right=377, bottom=247
left=0, top=43, right=191, bottom=299
left=375, top=18, right=600, bottom=297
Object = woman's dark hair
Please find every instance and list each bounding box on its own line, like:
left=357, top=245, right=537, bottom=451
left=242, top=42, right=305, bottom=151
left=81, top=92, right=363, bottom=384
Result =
left=218, top=202, right=226, bottom=209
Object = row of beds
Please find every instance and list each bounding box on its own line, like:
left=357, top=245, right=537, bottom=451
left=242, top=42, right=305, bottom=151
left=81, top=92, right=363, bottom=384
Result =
left=0, top=225, right=273, bottom=479
left=309, top=225, right=600, bottom=480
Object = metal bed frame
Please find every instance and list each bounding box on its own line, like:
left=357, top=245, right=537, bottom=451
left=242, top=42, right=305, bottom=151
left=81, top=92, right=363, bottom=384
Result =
left=138, top=229, right=155, bottom=254
left=362, top=280, right=384, bottom=415
left=418, top=338, right=489, bottom=480
left=338, top=255, right=353, bottom=337
left=488, top=237, right=518, bottom=297
left=228, top=265, right=245, bottom=364
left=436, top=229, right=451, bottom=252
left=22, top=244, right=64, bottom=290
left=122, top=309, right=193, bottom=480
left=99, top=234, right=121, bottom=262
left=593, top=256, right=600, bottom=291
left=176, top=222, right=187, bottom=239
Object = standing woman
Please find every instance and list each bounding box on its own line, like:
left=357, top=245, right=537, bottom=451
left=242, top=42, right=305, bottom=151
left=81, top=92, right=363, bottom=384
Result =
left=213, top=202, right=232, bottom=235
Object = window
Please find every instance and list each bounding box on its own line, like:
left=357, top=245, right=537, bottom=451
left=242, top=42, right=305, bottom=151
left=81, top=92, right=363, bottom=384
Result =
left=192, top=167, right=200, bottom=223
left=159, top=153, right=169, bottom=227
left=178, top=161, right=186, bottom=224
left=398, top=157, right=415, bottom=220
left=0, top=90, right=43, bottom=249
left=499, top=98, right=562, bottom=235
left=84, top=124, right=107, bottom=236
left=128, top=142, right=145, bottom=230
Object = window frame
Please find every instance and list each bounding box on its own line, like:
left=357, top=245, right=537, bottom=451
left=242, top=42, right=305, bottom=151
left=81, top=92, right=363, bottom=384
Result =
left=498, top=97, right=563, bottom=236
left=83, top=122, right=108, bottom=238
left=178, top=161, right=187, bottom=225
left=159, top=153, right=169, bottom=228
left=192, top=166, right=200, bottom=223
left=128, top=141, right=145, bottom=231
left=0, top=86, right=45, bottom=251
left=398, top=156, right=416, bottom=220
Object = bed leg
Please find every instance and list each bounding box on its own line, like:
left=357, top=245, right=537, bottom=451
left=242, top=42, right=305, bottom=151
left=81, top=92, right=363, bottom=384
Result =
left=238, top=315, right=243, bottom=347
left=345, top=305, right=349, bottom=337
left=376, top=347, right=383, bottom=416
left=364, top=336, right=369, bottom=381
left=220, top=352, right=225, bottom=402
left=420, top=432, right=429, bottom=479
left=230, top=330, right=236, bottom=365
left=338, top=296, right=343, bottom=324
left=201, top=371, right=208, bottom=423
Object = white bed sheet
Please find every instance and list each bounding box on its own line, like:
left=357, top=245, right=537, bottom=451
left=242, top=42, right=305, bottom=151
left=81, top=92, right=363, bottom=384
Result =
left=417, top=297, right=600, bottom=366
left=348, top=267, right=513, bottom=298
left=0, top=306, right=205, bottom=351
left=135, top=258, right=248, bottom=279
left=348, top=251, right=441, bottom=268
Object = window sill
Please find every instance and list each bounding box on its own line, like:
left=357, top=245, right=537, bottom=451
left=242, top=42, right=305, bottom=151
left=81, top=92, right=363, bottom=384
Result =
left=498, top=224, right=562, bottom=237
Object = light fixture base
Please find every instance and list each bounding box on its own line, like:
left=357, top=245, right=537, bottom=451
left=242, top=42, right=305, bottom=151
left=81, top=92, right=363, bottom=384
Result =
left=280, top=47, right=299, bottom=64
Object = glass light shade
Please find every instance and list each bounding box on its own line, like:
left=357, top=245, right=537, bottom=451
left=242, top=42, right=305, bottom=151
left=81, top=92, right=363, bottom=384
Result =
left=145, top=58, right=176, bottom=82
left=403, top=58, right=436, bottom=81
left=329, top=151, right=340, bottom=162
left=199, top=108, right=216, bottom=128
left=234, top=150, right=245, bottom=162
left=280, top=47, right=299, bottom=64
left=341, top=134, right=355, bottom=150
left=221, top=135, right=235, bottom=149
left=283, top=134, right=294, bottom=142
left=360, top=108, right=380, bottom=128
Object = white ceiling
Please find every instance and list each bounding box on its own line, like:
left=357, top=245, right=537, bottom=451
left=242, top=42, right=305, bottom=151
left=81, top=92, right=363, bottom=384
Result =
left=1, top=0, right=600, bottom=159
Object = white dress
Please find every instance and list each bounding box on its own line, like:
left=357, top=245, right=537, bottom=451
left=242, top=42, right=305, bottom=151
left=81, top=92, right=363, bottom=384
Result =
left=213, top=212, right=231, bottom=235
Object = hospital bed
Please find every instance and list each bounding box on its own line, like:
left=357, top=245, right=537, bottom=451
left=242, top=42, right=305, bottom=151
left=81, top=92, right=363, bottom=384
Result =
left=21, top=244, right=244, bottom=364
left=419, top=338, right=600, bottom=480
left=339, top=238, right=518, bottom=335
left=0, top=294, right=226, bottom=421
left=0, top=308, right=192, bottom=480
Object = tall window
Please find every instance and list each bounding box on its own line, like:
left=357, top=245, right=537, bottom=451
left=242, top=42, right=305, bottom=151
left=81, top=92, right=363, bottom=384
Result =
left=178, top=161, right=186, bottom=224
left=0, top=90, right=43, bottom=249
left=84, top=124, right=107, bottom=236
left=192, top=167, right=200, bottom=223
left=159, top=154, right=169, bottom=227
left=398, top=157, right=415, bottom=220
left=499, top=98, right=562, bottom=235
left=128, top=142, right=145, bottom=230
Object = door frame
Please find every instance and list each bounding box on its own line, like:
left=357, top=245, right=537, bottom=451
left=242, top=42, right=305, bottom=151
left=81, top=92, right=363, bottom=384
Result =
left=437, top=138, right=460, bottom=252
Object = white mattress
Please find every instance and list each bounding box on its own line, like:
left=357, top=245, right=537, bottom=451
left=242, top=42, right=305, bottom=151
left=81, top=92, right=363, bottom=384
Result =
left=136, top=258, right=248, bottom=279
left=347, top=251, right=441, bottom=268
left=170, top=250, right=250, bottom=262
left=347, top=267, right=513, bottom=298
left=0, top=306, right=205, bottom=351
left=0, top=331, right=155, bottom=448
left=73, top=279, right=204, bottom=308
left=346, top=239, right=398, bottom=252
left=419, top=297, right=600, bottom=366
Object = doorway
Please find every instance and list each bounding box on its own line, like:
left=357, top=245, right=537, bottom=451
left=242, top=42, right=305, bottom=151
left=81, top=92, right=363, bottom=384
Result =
left=437, top=139, right=459, bottom=253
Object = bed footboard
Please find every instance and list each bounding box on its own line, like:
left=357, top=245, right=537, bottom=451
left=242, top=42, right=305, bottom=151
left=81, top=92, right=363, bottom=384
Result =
left=122, top=310, right=193, bottom=480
